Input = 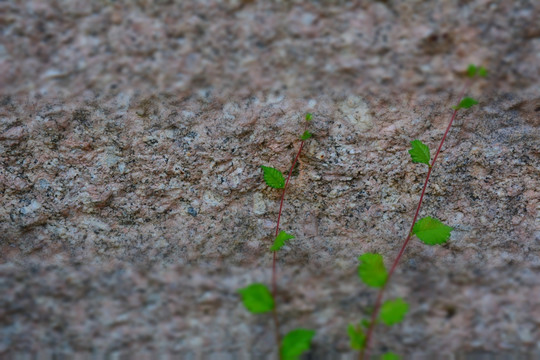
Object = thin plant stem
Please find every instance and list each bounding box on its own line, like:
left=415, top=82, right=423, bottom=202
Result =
left=271, top=140, right=305, bottom=355
left=360, top=85, right=470, bottom=360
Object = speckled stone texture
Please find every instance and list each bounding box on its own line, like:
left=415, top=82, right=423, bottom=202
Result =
left=1, top=0, right=539, bottom=359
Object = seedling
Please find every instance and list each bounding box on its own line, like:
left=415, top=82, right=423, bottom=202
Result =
left=349, top=66, right=486, bottom=359
left=238, top=113, right=315, bottom=359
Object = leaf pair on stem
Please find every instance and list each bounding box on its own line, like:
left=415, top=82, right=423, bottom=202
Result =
left=237, top=283, right=315, bottom=360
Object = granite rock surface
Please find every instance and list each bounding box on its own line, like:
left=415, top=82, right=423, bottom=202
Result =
left=1, top=0, right=539, bottom=358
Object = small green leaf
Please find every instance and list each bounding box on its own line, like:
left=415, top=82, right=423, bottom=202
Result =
left=361, top=319, right=371, bottom=328
left=358, top=253, right=388, bottom=288
left=301, top=130, right=312, bottom=140
left=270, top=231, right=295, bottom=251
left=379, top=298, right=409, bottom=326
left=381, top=352, right=401, bottom=360
left=467, top=64, right=478, bottom=78
left=261, top=165, right=285, bottom=189
left=453, top=97, right=479, bottom=110
left=408, top=140, right=431, bottom=165
left=467, top=64, right=487, bottom=78
left=238, top=283, right=274, bottom=313
left=413, top=216, right=453, bottom=245
left=478, top=66, right=488, bottom=77
left=347, top=324, right=365, bottom=350
left=280, top=329, right=315, bottom=360
left=305, top=113, right=313, bottom=121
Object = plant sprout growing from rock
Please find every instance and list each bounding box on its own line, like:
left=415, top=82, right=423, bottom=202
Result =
left=349, top=65, right=487, bottom=360
left=238, top=113, right=315, bottom=360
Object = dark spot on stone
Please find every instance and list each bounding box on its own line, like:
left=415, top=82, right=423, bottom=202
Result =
left=187, top=207, right=197, bottom=217
left=72, top=109, right=91, bottom=123
left=144, top=138, right=158, bottom=146
left=534, top=106, right=540, bottom=112
left=291, top=160, right=301, bottom=176
left=136, top=97, right=158, bottom=118
left=445, top=306, right=456, bottom=319
left=0, top=95, right=13, bottom=107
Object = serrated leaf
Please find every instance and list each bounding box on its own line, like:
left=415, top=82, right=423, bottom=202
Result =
left=301, top=130, right=312, bottom=140
left=413, top=216, right=453, bottom=245
left=379, top=298, right=409, bottom=326
left=467, top=64, right=478, bottom=78
left=305, top=113, right=313, bottom=121
left=237, top=283, right=274, bottom=313
left=478, top=66, right=487, bottom=77
left=347, top=324, right=365, bottom=350
left=280, top=329, right=315, bottom=360
left=261, top=165, right=285, bottom=189
left=270, top=231, right=295, bottom=251
left=408, top=140, right=431, bottom=165
left=453, top=97, right=478, bottom=110
left=358, top=253, right=388, bottom=288
left=381, top=352, right=401, bottom=360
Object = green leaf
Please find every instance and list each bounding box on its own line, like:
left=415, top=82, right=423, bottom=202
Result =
left=381, top=352, right=401, bottom=360
left=413, top=216, right=453, bottom=245
left=347, top=323, right=366, bottom=350
left=478, top=66, right=488, bottom=77
left=358, top=253, right=388, bottom=288
left=379, top=298, right=409, bottom=326
left=261, top=165, right=285, bottom=189
left=467, top=64, right=487, bottom=78
left=300, top=130, right=312, bottom=140
left=237, top=283, right=274, bottom=313
left=408, top=140, right=431, bottom=165
left=453, top=97, right=478, bottom=110
left=280, top=329, right=315, bottom=360
left=305, top=113, right=313, bottom=121
left=361, top=319, right=371, bottom=328
left=467, top=64, right=478, bottom=78
left=270, top=231, right=295, bottom=251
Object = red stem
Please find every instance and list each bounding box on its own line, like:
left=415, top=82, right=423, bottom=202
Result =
left=271, top=140, right=305, bottom=354
left=360, top=85, right=470, bottom=359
